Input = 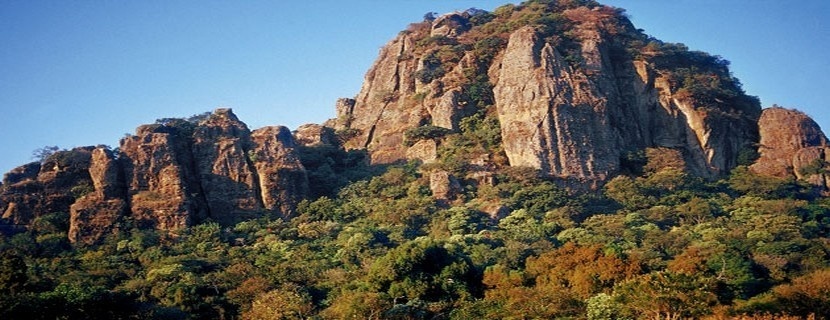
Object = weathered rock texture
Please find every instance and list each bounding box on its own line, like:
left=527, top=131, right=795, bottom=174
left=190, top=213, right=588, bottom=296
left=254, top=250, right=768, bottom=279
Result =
left=751, top=107, right=828, bottom=177
left=69, top=147, right=127, bottom=244
left=339, top=7, right=761, bottom=188
left=1, top=109, right=309, bottom=244
left=120, top=124, right=205, bottom=230
left=339, top=13, right=478, bottom=164
left=192, top=109, right=263, bottom=225
left=294, top=124, right=337, bottom=147
left=751, top=107, right=829, bottom=190
left=251, top=126, right=309, bottom=217
left=1, top=148, right=94, bottom=226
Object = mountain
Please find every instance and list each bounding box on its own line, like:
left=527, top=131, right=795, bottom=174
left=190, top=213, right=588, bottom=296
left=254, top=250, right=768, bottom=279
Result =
left=1, top=0, right=827, bottom=245
left=1, top=1, right=829, bottom=319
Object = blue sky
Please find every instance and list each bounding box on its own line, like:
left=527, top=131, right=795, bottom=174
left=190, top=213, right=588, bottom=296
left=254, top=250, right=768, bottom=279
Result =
left=1, top=1, right=827, bottom=176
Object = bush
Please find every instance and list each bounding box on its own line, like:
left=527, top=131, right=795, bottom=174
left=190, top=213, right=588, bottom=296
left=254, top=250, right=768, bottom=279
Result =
left=403, top=126, right=452, bottom=147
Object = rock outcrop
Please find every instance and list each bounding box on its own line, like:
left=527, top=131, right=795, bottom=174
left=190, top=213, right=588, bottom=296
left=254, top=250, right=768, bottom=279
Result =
left=750, top=107, right=829, bottom=191
left=339, top=13, right=478, bottom=164
left=494, top=26, right=619, bottom=185
left=120, top=124, right=205, bottom=230
left=751, top=107, right=828, bottom=178
left=68, top=147, right=127, bottom=244
left=339, top=7, right=760, bottom=189
left=1, top=148, right=94, bottom=226
left=294, top=124, right=337, bottom=147
left=192, top=109, right=263, bottom=225
left=251, top=126, right=308, bottom=217
left=0, top=108, right=310, bottom=244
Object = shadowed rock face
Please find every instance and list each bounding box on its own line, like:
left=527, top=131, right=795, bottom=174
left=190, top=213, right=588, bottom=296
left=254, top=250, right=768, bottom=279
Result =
left=192, top=108, right=264, bottom=225
left=251, top=126, right=309, bottom=217
left=69, top=147, right=127, bottom=244
left=1, top=148, right=95, bottom=226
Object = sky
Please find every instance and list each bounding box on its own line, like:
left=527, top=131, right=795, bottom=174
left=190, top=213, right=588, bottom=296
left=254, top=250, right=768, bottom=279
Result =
left=1, top=1, right=827, bottom=176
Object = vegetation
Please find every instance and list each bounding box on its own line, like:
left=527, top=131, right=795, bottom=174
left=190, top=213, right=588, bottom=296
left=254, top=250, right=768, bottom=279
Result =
left=2, top=149, right=828, bottom=319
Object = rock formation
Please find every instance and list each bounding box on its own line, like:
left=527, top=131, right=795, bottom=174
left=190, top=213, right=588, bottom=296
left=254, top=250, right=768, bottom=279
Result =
left=751, top=107, right=829, bottom=190
left=338, top=7, right=760, bottom=188
left=1, top=109, right=309, bottom=244
left=192, top=109, right=263, bottom=225
left=120, top=124, right=205, bottom=230
left=251, top=126, right=308, bottom=217
left=68, top=147, right=127, bottom=244
left=1, top=3, right=827, bottom=245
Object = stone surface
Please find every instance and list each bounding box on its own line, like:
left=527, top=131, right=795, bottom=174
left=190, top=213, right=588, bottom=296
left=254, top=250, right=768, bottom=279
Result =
left=493, top=26, right=619, bottom=187
left=120, top=124, right=204, bottom=231
left=68, top=147, right=127, bottom=244
left=1, top=147, right=94, bottom=225
left=429, top=170, right=461, bottom=201
left=250, top=126, right=309, bottom=217
left=192, top=108, right=263, bottom=225
left=294, top=123, right=337, bottom=147
left=430, top=13, right=471, bottom=38
left=751, top=107, right=828, bottom=178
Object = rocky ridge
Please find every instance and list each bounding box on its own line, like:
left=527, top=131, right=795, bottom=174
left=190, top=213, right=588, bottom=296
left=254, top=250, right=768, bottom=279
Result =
left=1, top=109, right=308, bottom=244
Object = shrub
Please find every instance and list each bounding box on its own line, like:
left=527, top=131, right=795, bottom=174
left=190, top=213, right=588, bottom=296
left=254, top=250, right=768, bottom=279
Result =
left=403, top=126, right=452, bottom=147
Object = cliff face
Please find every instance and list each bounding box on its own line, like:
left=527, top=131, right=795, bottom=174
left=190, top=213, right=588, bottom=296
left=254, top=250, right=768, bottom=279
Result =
left=69, top=147, right=127, bottom=244
left=0, top=109, right=308, bottom=244
left=120, top=124, right=205, bottom=231
left=339, top=13, right=477, bottom=164
left=338, top=5, right=761, bottom=188
left=251, top=126, right=309, bottom=216
left=192, top=109, right=263, bottom=225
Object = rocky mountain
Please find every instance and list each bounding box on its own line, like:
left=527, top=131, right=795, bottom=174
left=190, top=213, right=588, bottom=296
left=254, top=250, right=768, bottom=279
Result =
left=336, top=5, right=763, bottom=190
left=1, top=1, right=827, bottom=244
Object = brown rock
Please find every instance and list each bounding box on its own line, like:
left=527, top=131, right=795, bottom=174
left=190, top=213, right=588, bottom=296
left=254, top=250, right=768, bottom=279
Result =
left=493, top=26, right=619, bottom=186
left=294, top=124, right=337, bottom=147
left=68, top=147, right=128, bottom=244
left=69, top=197, right=126, bottom=245
left=192, top=108, right=263, bottom=225
left=333, top=98, right=356, bottom=130
left=120, top=124, right=203, bottom=231
left=751, top=107, right=828, bottom=178
left=406, top=139, right=438, bottom=164
left=429, top=170, right=461, bottom=201
left=250, top=126, right=309, bottom=217
left=2, top=162, right=40, bottom=186
left=341, top=30, right=474, bottom=164
left=1, top=148, right=94, bottom=225
left=430, top=13, right=471, bottom=38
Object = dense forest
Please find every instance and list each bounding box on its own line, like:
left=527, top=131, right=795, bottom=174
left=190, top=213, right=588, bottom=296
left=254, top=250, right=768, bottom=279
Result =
left=2, top=146, right=829, bottom=319
left=2, top=0, right=829, bottom=319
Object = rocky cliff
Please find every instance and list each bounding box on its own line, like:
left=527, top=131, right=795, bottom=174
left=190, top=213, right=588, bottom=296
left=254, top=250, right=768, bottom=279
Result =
left=336, top=3, right=762, bottom=188
left=1, top=1, right=826, bottom=245
left=0, top=109, right=308, bottom=244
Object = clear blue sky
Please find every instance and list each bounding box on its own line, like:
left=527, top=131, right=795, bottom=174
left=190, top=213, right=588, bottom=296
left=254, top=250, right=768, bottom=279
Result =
left=1, top=1, right=827, bottom=176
